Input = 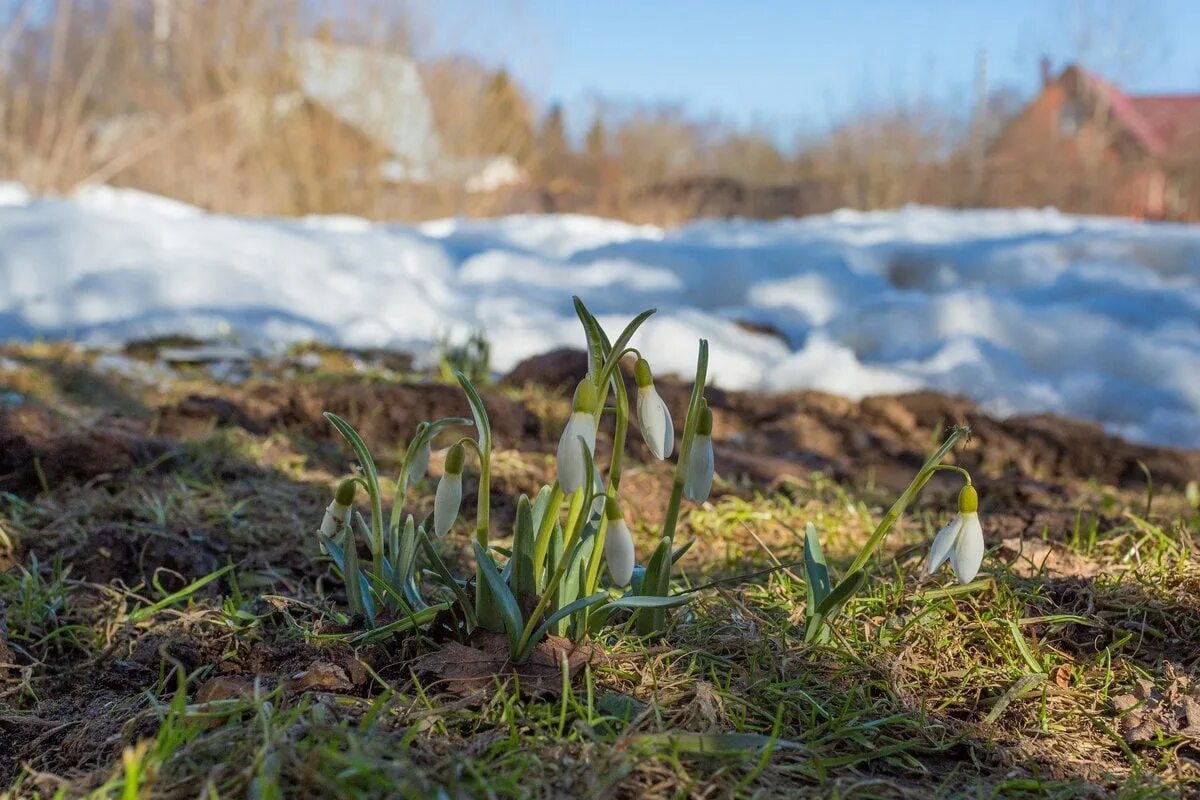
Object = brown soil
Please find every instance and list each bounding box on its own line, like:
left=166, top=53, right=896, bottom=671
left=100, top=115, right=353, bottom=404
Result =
left=1, top=345, right=1198, bottom=794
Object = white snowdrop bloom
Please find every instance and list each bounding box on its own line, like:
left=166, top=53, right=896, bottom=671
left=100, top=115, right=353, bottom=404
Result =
left=682, top=404, right=714, bottom=503
left=603, top=497, right=635, bottom=586
left=926, top=484, right=985, bottom=583
left=434, top=443, right=466, bottom=537
left=556, top=380, right=598, bottom=493
left=409, top=437, right=431, bottom=483
left=635, top=358, right=674, bottom=459
left=320, top=479, right=356, bottom=537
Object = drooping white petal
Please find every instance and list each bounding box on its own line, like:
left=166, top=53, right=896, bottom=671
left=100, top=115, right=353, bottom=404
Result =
left=433, top=473, right=463, bottom=537
left=637, top=385, right=674, bottom=459
left=604, top=518, right=636, bottom=586
left=320, top=500, right=351, bottom=538
left=925, top=515, right=963, bottom=575
left=950, top=512, right=984, bottom=583
left=410, top=440, right=431, bottom=482
left=556, top=411, right=597, bottom=492
left=682, top=435, right=715, bottom=503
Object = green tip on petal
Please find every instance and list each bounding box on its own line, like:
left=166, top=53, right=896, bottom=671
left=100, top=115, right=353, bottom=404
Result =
left=334, top=478, right=357, bottom=506
left=604, top=495, right=623, bottom=521
left=445, top=442, right=467, bottom=475
left=696, top=402, right=714, bottom=436
left=572, top=379, right=598, bottom=413
left=958, top=483, right=978, bottom=514
left=634, top=357, right=653, bottom=388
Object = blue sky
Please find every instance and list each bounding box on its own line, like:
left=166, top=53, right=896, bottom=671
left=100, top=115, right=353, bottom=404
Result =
left=412, top=0, right=1200, bottom=136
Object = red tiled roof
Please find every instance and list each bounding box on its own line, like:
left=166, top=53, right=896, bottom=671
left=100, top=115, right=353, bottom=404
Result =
left=1072, top=66, right=1200, bottom=157
left=1129, top=96, right=1200, bottom=152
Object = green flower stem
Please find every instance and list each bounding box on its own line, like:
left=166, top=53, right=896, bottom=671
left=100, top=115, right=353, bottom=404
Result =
left=531, top=483, right=564, bottom=586
left=583, top=361, right=630, bottom=597
left=517, top=487, right=590, bottom=656
left=387, top=457, right=415, bottom=549
left=471, top=440, right=499, bottom=631
left=654, top=342, right=709, bottom=602
left=929, top=464, right=973, bottom=485
left=845, top=427, right=971, bottom=575
left=561, top=489, right=585, bottom=563
left=605, top=360, right=631, bottom=492
left=368, top=484, right=385, bottom=578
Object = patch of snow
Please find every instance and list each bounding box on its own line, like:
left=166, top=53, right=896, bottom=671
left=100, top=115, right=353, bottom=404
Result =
left=1, top=188, right=1199, bottom=447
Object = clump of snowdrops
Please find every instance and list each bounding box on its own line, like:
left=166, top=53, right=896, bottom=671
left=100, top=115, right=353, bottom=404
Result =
left=317, top=298, right=709, bottom=660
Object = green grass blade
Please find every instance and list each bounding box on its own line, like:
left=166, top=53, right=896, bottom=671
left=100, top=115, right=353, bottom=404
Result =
left=816, top=569, right=867, bottom=618
left=129, top=564, right=233, bottom=623
left=803, top=522, right=831, bottom=611
left=608, top=594, right=692, bottom=610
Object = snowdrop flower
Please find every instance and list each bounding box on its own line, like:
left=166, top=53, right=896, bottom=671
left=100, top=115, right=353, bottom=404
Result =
left=409, top=429, right=431, bottom=483
left=320, top=479, right=357, bottom=537
left=635, top=358, right=673, bottom=459
left=434, top=443, right=466, bottom=537
left=603, top=496, right=635, bottom=586
left=683, top=403, right=714, bottom=503
left=556, top=380, right=598, bottom=493
left=926, top=484, right=984, bottom=583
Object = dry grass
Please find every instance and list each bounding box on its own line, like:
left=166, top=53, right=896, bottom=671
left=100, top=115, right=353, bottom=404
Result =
left=1, top=343, right=1198, bottom=797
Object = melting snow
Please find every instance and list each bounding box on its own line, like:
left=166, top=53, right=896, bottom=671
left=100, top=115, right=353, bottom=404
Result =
left=1, top=186, right=1198, bottom=447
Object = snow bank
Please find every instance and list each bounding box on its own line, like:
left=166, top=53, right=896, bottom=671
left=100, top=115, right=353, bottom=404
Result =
left=1, top=187, right=1198, bottom=448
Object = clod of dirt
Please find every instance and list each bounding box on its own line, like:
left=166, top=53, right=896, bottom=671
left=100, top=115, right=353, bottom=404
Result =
left=195, top=675, right=256, bottom=704
left=194, top=675, right=257, bottom=729
left=998, top=536, right=1103, bottom=578
left=286, top=661, right=356, bottom=694
left=413, top=633, right=600, bottom=698
left=0, top=405, right=171, bottom=496
left=1112, top=664, right=1200, bottom=743
left=501, top=348, right=589, bottom=391
left=63, top=525, right=224, bottom=590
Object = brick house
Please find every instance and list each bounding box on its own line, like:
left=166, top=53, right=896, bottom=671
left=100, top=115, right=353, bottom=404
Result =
left=987, top=63, right=1200, bottom=219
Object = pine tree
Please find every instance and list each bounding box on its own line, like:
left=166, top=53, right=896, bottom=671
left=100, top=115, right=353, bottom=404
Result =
left=537, top=103, right=569, bottom=180
left=585, top=115, right=607, bottom=160
left=476, top=69, right=535, bottom=165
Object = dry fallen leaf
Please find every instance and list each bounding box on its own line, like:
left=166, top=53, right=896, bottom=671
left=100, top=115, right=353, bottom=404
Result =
left=193, top=676, right=256, bottom=729
left=287, top=661, right=354, bottom=694
left=1111, top=665, right=1200, bottom=744
left=1049, top=663, right=1072, bottom=689
left=413, top=633, right=600, bottom=699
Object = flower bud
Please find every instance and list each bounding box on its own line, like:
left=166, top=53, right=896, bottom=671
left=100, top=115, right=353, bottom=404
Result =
left=320, top=478, right=357, bottom=537
left=958, top=483, right=978, bottom=514
left=683, top=403, right=714, bottom=503
left=434, top=443, right=466, bottom=537
left=556, top=381, right=598, bottom=492
left=635, top=358, right=674, bottom=459
left=603, top=496, right=635, bottom=586
left=410, top=425, right=432, bottom=482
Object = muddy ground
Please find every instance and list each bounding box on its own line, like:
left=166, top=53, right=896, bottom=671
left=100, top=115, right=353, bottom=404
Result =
left=0, top=343, right=1197, bottom=797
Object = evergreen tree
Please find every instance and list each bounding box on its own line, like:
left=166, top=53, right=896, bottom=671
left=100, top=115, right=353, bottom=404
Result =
left=476, top=69, right=535, bottom=165
left=585, top=115, right=607, bottom=160
left=537, top=103, right=569, bottom=180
